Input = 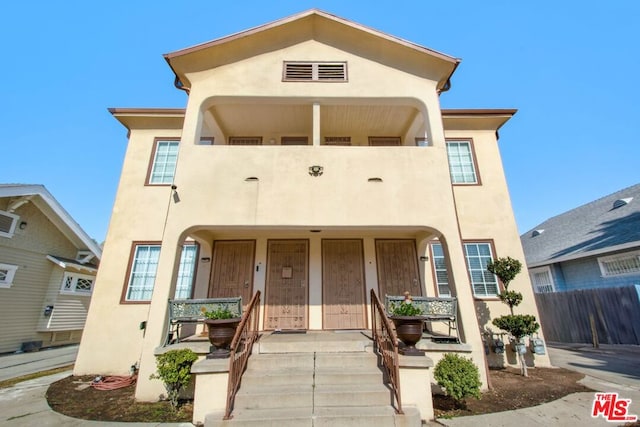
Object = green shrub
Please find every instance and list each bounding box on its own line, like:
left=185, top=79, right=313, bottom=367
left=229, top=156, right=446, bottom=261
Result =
left=150, top=349, right=198, bottom=409
left=434, top=353, right=482, bottom=404
left=389, top=301, right=423, bottom=316
left=492, top=314, right=540, bottom=341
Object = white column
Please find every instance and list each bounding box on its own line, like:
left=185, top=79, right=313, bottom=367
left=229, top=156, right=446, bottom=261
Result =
left=312, top=102, right=321, bottom=146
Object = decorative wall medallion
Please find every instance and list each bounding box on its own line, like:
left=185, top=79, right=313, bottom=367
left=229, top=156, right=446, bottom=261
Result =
left=309, top=165, right=323, bottom=177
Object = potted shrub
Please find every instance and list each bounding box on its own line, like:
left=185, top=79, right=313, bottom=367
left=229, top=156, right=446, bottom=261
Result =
left=388, top=292, right=425, bottom=356
left=202, top=306, right=241, bottom=359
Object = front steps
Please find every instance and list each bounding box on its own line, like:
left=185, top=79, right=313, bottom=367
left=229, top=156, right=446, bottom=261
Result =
left=204, top=346, right=422, bottom=427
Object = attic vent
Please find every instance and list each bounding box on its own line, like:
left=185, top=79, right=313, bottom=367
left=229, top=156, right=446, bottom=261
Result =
left=0, top=210, right=19, bottom=238
left=613, top=197, right=633, bottom=209
left=283, top=62, right=347, bottom=82
left=531, top=229, right=545, bottom=237
left=369, top=137, right=401, bottom=146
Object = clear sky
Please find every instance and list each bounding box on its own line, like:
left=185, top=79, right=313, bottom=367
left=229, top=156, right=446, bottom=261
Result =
left=2, top=1, right=639, bottom=243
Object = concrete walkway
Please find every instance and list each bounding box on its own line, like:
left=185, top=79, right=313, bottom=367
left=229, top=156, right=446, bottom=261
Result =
left=0, top=345, right=78, bottom=382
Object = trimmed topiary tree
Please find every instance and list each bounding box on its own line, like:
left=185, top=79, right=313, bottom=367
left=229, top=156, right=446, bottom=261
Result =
left=433, top=353, right=482, bottom=408
left=487, top=257, right=540, bottom=377
left=150, top=349, right=198, bottom=409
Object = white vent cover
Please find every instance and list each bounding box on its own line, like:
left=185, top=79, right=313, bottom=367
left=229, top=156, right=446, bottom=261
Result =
left=284, top=62, right=347, bottom=81
left=613, top=197, right=633, bottom=209
left=531, top=229, right=545, bottom=237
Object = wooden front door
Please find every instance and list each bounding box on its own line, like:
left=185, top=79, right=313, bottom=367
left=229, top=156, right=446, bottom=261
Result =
left=264, top=240, right=309, bottom=330
left=208, top=240, right=255, bottom=304
left=375, top=239, right=422, bottom=297
left=322, top=239, right=366, bottom=329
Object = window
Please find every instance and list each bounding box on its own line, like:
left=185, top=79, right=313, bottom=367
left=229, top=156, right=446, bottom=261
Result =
left=283, top=62, right=347, bottom=82
left=148, top=140, right=179, bottom=184
left=60, top=272, right=95, bottom=295
left=229, top=137, right=262, bottom=145
left=174, top=244, right=198, bottom=299
left=0, top=263, right=18, bottom=288
left=529, top=267, right=555, bottom=293
left=324, top=136, right=351, bottom=146
left=598, top=251, right=640, bottom=276
left=430, top=243, right=451, bottom=296
left=464, top=242, right=499, bottom=297
left=446, top=140, right=478, bottom=184
left=281, top=137, right=309, bottom=146
left=124, top=244, right=161, bottom=302
left=369, top=137, right=401, bottom=146
left=0, top=210, right=19, bottom=238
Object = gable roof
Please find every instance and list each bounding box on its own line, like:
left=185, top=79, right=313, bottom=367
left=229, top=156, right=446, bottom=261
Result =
left=164, top=9, right=460, bottom=92
left=0, top=184, right=102, bottom=260
left=521, top=184, right=640, bottom=267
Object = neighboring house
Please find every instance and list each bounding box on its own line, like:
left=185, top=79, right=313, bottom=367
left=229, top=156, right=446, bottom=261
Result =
left=75, top=9, right=549, bottom=412
left=0, top=184, right=102, bottom=354
left=521, top=184, right=640, bottom=293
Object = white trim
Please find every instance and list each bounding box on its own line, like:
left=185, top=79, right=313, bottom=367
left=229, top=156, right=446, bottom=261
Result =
left=46, top=255, right=98, bottom=273
left=0, top=185, right=102, bottom=258
left=60, top=271, right=95, bottom=295
left=529, top=266, right=555, bottom=293
left=527, top=242, right=640, bottom=268
left=597, top=250, right=640, bottom=277
left=0, top=263, right=18, bottom=288
left=0, top=210, right=19, bottom=238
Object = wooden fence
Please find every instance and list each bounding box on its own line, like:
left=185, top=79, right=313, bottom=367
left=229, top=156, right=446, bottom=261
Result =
left=534, top=285, right=640, bottom=345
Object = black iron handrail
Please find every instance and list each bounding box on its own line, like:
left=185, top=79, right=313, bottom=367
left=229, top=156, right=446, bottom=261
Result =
left=223, top=290, right=261, bottom=420
left=371, top=289, right=403, bottom=414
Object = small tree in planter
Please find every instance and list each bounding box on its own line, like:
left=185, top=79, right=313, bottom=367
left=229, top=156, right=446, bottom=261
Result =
left=487, top=257, right=540, bottom=377
left=150, top=348, right=198, bottom=409
left=434, top=353, right=482, bottom=408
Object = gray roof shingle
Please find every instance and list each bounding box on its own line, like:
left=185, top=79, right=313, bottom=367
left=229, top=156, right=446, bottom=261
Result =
left=520, top=184, right=640, bottom=266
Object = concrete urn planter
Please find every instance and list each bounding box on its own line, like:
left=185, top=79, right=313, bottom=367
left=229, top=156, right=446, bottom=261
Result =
left=204, top=318, right=241, bottom=359
left=390, top=316, right=424, bottom=356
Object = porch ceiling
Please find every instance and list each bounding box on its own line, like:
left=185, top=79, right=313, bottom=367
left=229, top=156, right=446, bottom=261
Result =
left=207, top=103, right=419, bottom=140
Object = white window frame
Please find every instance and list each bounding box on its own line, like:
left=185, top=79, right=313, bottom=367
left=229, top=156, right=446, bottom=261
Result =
left=124, top=244, right=161, bottom=302
left=446, top=140, right=478, bottom=184
left=597, top=251, right=640, bottom=277
left=174, top=244, right=198, bottom=299
left=430, top=243, right=451, bottom=297
left=0, top=210, right=19, bottom=238
left=464, top=242, right=499, bottom=298
left=0, top=263, right=18, bottom=288
left=148, top=140, right=179, bottom=185
left=60, top=272, right=95, bottom=295
left=529, top=266, right=555, bottom=293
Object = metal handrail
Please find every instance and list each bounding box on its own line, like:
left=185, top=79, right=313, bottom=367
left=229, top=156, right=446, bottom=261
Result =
left=370, top=289, right=403, bottom=414
left=223, top=290, right=261, bottom=420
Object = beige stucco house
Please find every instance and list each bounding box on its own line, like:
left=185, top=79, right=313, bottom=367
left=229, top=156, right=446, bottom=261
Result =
left=0, top=184, right=101, bottom=354
left=75, top=9, right=549, bottom=423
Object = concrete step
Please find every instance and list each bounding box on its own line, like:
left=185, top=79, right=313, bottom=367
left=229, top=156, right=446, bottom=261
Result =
left=240, top=367, right=313, bottom=387
left=315, top=351, right=379, bottom=369
left=314, top=383, right=391, bottom=407
left=205, top=407, right=313, bottom=427
left=245, top=352, right=314, bottom=370
left=257, top=331, right=372, bottom=353
left=234, top=384, right=313, bottom=410
left=314, top=367, right=383, bottom=385
left=313, top=405, right=422, bottom=427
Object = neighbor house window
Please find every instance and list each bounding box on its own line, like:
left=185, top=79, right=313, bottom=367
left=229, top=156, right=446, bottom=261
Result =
left=60, top=272, right=95, bottom=295
left=0, top=263, right=18, bottom=288
left=283, top=62, right=347, bottom=82
left=0, top=210, right=19, bottom=238
left=598, top=251, right=640, bottom=276
left=148, top=140, right=179, bottom=184
left=174, top=244, right=198, bottom=299
left=529, top=266, right=555, bottom=293
left=446, top=140, right=478, bottom=184
left=464, top=242, right=499, bottom=297
left=430, top=243, right=451, bottom=296
left=124, top=243, right=161, bottom=302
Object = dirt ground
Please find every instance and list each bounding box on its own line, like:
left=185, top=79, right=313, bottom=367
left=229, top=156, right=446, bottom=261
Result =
left=46, top=367, right=592, bottom=422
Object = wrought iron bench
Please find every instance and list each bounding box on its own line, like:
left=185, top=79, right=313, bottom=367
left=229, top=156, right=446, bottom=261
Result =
left=385, top=295, right=458, bottom=342
left=165, top=297, right=242, bottom=345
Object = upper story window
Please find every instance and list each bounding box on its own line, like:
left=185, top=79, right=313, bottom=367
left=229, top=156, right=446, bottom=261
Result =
left=529, top=266, right=555, bottom=293
left=0, top=263, right=18, bottom=288
left=229, top=137, right=262, bottom=145
left=283, top=62, right=347, bottom=82
left=598, top=251, right=640, bottom=277
left=464, top=242, right=499, bottom=298
left=148, top=139, right=179, bottom=185
left=0, top=210, right=19, bottom=238
left=446, top=140, right=479, bottom=184
left=369, top=137, right=401, bottom=146
left=60, top=272, right=95, bottom=295
left=430, top=243, right=451, bottom=297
